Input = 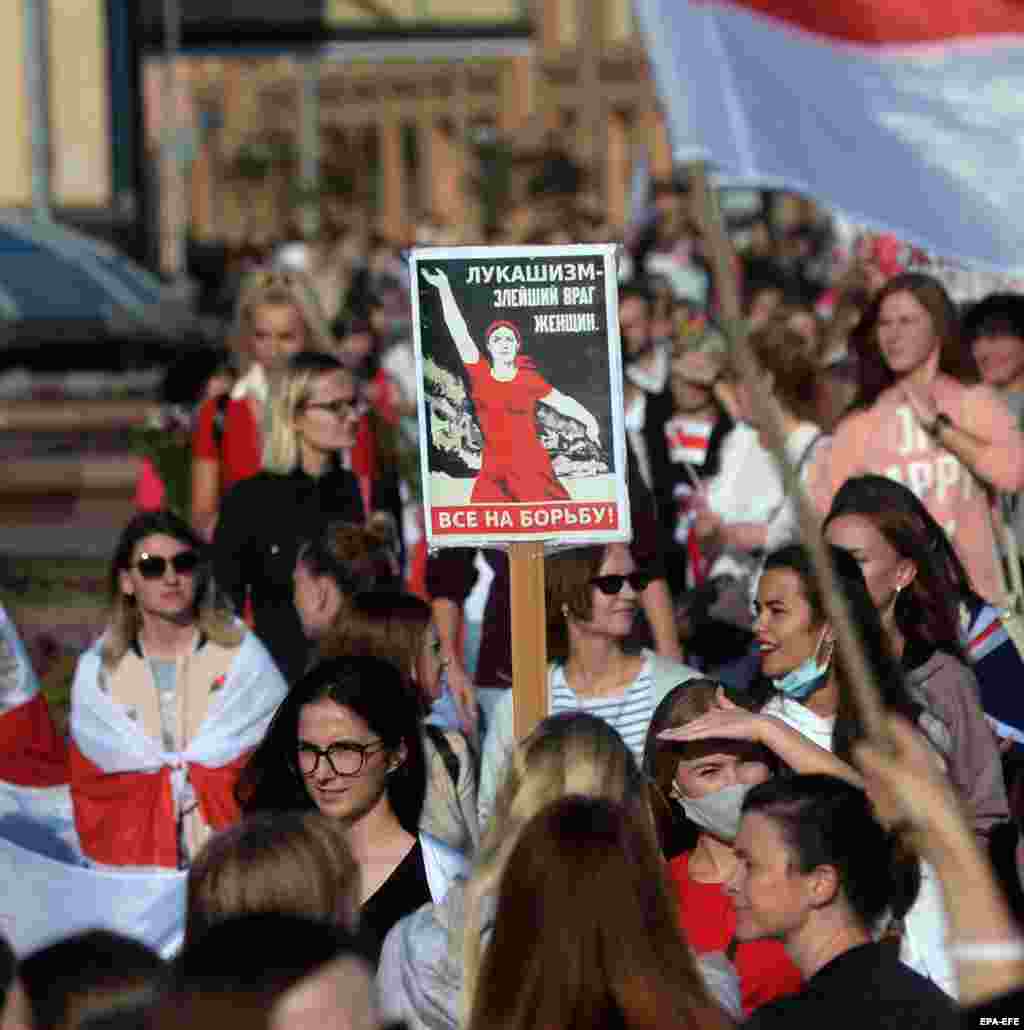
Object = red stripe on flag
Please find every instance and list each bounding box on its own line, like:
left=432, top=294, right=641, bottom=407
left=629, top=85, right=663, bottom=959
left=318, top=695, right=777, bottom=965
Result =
left=706, top=0, right=1024, bottom=45
left=970, top=617, right=1002, bottom=651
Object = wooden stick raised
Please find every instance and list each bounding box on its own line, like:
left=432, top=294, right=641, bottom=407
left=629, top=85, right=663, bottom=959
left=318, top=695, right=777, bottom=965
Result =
left=690, top=163, right=891, bottom=748
left=510, top=540, right=548, bottom=740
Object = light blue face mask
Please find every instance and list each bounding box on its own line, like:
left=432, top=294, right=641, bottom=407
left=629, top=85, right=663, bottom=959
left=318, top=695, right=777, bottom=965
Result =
left=772, top=627, right=833, bottom=701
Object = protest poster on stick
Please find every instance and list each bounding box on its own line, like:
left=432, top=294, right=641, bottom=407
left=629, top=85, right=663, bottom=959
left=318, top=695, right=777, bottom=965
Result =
left=411, top=244, right=630, bottom=549
left=411, top=244, right=631, bottom=736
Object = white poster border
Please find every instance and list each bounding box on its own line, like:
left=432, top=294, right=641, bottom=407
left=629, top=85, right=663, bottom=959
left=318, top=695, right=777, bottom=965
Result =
left=411, top=243, right=631, bottom=550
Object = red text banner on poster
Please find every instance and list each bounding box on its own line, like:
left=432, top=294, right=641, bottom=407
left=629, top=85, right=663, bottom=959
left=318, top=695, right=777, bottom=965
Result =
left=432, top=502, right=619, bottom=536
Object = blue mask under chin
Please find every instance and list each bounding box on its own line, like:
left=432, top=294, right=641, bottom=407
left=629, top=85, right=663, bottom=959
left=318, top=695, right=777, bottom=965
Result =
left=772, top=629, right=832, bottom=701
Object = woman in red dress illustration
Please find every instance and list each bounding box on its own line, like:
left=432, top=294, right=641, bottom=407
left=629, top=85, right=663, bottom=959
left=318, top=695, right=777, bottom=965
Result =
left=423, top=267, right=601, bottom=503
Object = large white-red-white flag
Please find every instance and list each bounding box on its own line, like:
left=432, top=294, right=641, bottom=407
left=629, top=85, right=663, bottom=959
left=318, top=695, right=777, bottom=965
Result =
left=634, top=0, right=1024, bottom=274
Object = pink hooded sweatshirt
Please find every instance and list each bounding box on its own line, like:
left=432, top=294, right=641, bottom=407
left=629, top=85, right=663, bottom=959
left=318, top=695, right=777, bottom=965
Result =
left=815, top=375, right=1024, bottom=604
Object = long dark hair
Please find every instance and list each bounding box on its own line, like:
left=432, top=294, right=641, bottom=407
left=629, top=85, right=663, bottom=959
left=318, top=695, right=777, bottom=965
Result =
left=823, top=474, right=967, bottom=663
left=744, top=775, right=920, bottom=926
left=757, top=543, right=920, bottom=762
left=236, top=655, right=426, bottom=834
left=850, top=272, right=976, bottom=410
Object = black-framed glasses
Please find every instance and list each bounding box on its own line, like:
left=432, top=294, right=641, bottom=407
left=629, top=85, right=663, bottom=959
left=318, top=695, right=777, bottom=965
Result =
left=302, top=396, right=365, bottom=419
left=590, top=572, right=653, bottom=596
left=296, top=739, right=386, bottom=778
left=134, top=551, right=202, bottom=580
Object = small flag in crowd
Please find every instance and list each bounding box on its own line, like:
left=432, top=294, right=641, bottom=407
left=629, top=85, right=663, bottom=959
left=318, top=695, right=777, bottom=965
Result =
left=665, top=416, right=713, bottom=466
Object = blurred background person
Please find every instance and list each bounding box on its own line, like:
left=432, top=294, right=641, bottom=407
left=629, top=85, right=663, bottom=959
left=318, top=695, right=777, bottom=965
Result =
left=191, top=269, right=334, bottom=539
left=214, top=354, right=364, bottom=682
left=818, top=273, right=1024, bottom=604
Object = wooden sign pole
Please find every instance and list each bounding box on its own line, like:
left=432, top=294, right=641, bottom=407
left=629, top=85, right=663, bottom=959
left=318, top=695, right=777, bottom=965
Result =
left=690, top=163, right=891, bottom=748
left=510, top=540, right=548, bottom=740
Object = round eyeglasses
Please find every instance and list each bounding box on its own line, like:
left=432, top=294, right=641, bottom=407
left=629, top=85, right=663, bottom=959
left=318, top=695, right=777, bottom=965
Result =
left=296, top=739, right=386, bottom=778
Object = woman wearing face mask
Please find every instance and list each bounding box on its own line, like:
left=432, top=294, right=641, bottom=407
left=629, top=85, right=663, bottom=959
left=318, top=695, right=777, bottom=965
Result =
left=824, top=474, right=1010, bottom=842
left=643, top=680, right=802, bottom=1017
left=661, top=543, right=959, bottom=997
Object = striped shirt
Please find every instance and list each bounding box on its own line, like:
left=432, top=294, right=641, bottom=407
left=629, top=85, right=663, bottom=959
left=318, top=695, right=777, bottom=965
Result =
left=548, top=654, right=656, bottom=760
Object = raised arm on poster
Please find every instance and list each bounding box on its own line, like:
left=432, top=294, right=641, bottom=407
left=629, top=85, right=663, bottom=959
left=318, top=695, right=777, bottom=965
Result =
left=412, top=245, right=630, bottom=550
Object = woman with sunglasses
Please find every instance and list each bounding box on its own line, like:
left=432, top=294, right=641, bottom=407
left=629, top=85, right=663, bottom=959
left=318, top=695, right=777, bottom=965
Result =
left=68, top=511, right=288, bottom=869
left=214, top=353, right=365, bottom=682
left=237, top=655, right=465, bottom=965
left=191, top=268, right=335, bottom=539
left=477, top=542, right=701, bottom=824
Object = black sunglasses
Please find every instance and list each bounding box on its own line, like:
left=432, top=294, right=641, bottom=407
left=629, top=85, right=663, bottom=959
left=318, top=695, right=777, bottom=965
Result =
left=134, top=551, right=202, bottom=580
left=590, top=571, right=653, bottom=595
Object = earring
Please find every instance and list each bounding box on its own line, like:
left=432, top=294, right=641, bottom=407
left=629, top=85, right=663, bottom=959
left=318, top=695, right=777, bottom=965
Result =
left=562, top=603, right=570, bottom=618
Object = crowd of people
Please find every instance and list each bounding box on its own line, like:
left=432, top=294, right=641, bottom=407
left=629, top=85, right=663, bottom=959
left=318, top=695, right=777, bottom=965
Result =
left=3, top=179, right=1024, bottom=1029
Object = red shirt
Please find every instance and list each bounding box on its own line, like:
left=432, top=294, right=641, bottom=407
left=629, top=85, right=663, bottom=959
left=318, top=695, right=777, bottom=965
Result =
left=192, top=395, right=262, bottom=492
left=669, top=850, right=803, bottom=1016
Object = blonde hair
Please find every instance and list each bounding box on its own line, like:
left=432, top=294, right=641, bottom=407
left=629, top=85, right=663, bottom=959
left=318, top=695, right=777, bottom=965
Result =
left=263, top=354, right=354, bottom=474
left=103, top=511, right=242, bottom=669
left=230, top=268, right=335, bottom=367
left=461, top=713, right=652, bottom=1020
left=185, top=811, right=360, bottom=948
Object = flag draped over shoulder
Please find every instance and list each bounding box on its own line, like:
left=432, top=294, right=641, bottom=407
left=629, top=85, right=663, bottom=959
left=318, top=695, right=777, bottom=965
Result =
left=70, top=632, right=287, bottom=868
left=634, top=0, right=1024, bottom=274
left=0, top=604, right=68, bottom=787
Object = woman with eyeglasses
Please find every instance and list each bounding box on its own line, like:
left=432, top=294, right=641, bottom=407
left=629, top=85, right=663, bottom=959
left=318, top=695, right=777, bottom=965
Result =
left=191, top=268, right=335, bottom=539
left=477, top=542, right=701, bottom=825
left=237, top=655, right=465, bottom=965
left=68, top=511, right=288, bottom=869
left=214, top=353, right=366, bottom=682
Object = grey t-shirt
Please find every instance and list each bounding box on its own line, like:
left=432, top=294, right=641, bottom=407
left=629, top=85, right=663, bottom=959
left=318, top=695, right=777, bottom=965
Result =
left=148, top=658, right=177, bottom=752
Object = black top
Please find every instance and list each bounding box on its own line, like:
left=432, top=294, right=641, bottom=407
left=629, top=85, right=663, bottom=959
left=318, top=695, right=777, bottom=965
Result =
left=359, top=838, right=431, bottom=966
left=213, top=462, right=365, bottom=683
left=745, top=942, right=958, bottom=1030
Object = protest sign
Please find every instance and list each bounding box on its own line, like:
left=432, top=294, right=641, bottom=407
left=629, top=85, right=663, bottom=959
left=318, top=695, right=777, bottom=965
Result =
left=411, top=244, right=630, bottom=549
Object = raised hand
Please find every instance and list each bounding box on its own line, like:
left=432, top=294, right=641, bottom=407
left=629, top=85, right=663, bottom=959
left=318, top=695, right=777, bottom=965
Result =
left=421, top=267, right=450, bottom=291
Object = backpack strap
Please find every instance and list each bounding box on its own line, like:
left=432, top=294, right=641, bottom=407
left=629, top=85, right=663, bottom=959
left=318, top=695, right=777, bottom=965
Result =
left=424, top=723, right=460, bottom=790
